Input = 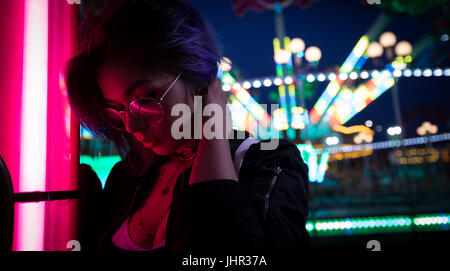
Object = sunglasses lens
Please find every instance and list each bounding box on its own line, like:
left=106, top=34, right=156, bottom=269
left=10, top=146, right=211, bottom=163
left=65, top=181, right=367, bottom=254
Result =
left=130, top=98, right=163, bottom=123
left=103, top=108, right=126, bottom=131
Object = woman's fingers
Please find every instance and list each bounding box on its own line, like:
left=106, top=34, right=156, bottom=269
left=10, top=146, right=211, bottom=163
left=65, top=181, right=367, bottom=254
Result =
left=201, top=78, right=230, bottom=139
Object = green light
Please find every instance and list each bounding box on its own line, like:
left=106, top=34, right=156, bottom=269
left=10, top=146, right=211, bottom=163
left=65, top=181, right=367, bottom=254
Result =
left=221, top=72, right=235, bottom=85
left=307, top=213, right=450, bottom=236
left=80, top=155, right=122, bottom=189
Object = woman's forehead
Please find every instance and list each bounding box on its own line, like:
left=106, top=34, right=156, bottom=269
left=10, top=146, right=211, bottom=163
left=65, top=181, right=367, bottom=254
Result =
left=97, top=59, right=172, bottom=100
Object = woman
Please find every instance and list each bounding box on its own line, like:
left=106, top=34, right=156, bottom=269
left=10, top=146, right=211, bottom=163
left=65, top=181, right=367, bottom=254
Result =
left=65, top=0, right=310, bottom=253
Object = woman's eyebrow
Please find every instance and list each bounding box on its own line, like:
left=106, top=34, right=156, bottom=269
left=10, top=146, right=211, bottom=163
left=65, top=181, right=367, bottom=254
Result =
left=124, top=79, right=152, bottom=98
left=104, top=79, right=152, bottom=107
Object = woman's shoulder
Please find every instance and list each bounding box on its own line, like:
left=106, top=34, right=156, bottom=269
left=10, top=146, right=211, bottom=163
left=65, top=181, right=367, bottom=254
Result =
left=228, top=131, right=304, bottom=167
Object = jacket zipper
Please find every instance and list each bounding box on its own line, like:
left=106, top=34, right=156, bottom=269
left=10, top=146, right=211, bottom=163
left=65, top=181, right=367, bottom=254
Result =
left=261, top=166, right=282, bottom=219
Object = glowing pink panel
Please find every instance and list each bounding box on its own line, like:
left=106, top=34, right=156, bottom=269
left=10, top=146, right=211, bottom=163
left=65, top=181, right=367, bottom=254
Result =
left=44, top=0, right=79, bottom=250
left=15, top=0, right=49, bottom=251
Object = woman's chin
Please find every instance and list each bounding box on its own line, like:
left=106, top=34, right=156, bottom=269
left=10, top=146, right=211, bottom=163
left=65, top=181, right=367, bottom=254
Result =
left=142, top=137, right=184, bottom=157
left=145, top=143, right=172, bottom=157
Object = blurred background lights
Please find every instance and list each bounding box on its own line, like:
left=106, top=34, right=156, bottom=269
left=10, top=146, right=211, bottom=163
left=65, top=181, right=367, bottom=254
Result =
left=403, top=69, right=412, bottom=77
left=379, top=31, right=397, bottom=47
left=371, top=70, right=380, bottom=78
left=219, top=57, right=232, bottom=72
left=339, top=73, right=348, bottom=80
left=423, top=69, right=432, bottom=77
left=305, top=46, right=322, bottom=62
left=325, top=136, right=339, bottom=146
left=394, top=41, right=413, bottom=56
left=273, top=78, right=283, bottom=85
left=360, top=71, right=369, bottom=79
left=328, top=73, right=336, bottom=81
left=365, top=120, right=373, bottom=127
left=381, top=70, right=391, bottom=77
left=232, top=82, right=241, bottom=90
left=393, top=69, right=402, bottom=77
left=387, top=126, right=402, bottom=136
left=242, top=81, right=251, bottom=89
left=367, top=41, right=383, bottom=58
left=317, top=73, right=326, bottom=82
left=284, top=76, right=293, bottom=84
left=433, top=68, right=443, bottom=76
left=290, top=38, right=306, bottom=53
left=306, top=74, right=315, bottom=82
left=417, top=121, right=438, bottom=136
left=252, top=80, right=261, bottom=88
left=274, top=49, right=291, bottom=64
left=354, top=132, right=373, bottom=144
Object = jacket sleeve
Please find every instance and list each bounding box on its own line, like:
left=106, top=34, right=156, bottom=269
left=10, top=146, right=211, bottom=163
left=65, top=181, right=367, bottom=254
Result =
left=240, top=139, right=311, bottom=252
left=167, top=139, right=310, bottom=253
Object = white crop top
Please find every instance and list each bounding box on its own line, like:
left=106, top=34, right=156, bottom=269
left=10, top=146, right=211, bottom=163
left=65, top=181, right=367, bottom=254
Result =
left=112, top=217, right=165, bottom=251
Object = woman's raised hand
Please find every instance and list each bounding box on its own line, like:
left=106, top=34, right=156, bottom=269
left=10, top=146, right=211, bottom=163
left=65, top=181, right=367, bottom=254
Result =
left=201, top=78, right=232, bottom=140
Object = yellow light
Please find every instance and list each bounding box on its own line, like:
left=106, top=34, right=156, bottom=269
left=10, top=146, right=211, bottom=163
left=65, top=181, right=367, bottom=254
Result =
left=305, top=46, right=322, bottom=62
left=327, top=81, right=341, bottom=96
left=367, top=41, right=383, bottom=58
left=291, top=38, right=305, bottom=53
left=379, top=31, right=397, bottom=47
left=417, top=121, right=438, bottom=136
left=332, top=124, right=374, bottom=136
left=354, top=36, right=369, bottom=57
left=395, top=41, right=412, bottom=56
left=219, top=57, right=232, bottom=72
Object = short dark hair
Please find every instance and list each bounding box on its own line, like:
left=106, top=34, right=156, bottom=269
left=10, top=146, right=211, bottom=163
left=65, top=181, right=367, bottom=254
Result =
left=65, top=0, right=222, bottom=176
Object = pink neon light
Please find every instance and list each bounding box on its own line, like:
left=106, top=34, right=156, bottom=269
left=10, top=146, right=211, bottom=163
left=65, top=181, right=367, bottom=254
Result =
left=14, top=202, right=46, bottom=251
left=44, top=0, right=79, bottom=250
left=16, top=0, right=48, bottom=251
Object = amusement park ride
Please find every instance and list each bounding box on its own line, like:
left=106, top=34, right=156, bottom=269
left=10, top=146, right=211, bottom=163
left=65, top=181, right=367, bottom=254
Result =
left=217, top=1, right=449, bottom=183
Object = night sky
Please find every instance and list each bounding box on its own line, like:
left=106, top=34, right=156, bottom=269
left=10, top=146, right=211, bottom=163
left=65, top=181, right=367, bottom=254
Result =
left=189, top=0, right=449, bottom=141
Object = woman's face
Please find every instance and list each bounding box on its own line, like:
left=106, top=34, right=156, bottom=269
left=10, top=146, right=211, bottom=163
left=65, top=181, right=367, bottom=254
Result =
left=97, top=58, right=196, bottom=156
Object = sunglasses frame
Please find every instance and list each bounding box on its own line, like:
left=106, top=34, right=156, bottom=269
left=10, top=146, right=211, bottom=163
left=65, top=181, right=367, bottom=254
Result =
left=103, top=74, right=182, bottom=131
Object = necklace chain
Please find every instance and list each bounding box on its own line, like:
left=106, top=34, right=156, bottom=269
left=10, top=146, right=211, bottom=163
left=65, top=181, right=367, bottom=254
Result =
left=137, top=158, right=193, bottom=244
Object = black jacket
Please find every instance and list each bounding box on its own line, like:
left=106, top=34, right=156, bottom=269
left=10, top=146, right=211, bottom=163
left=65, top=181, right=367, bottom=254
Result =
left=79, top=131, right=310, bottom=253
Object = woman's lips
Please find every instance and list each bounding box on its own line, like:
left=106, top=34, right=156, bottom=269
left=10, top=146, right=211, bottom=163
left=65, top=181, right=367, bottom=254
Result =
left=143, top=139, right=156, bottom=148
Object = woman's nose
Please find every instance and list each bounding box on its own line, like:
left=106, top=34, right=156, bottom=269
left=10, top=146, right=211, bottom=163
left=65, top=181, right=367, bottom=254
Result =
left=121, top=111, right=148, bottom=133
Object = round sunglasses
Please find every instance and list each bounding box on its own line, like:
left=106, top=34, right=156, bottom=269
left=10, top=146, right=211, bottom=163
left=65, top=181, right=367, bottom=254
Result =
left=103, top=74, right=181, bottom=131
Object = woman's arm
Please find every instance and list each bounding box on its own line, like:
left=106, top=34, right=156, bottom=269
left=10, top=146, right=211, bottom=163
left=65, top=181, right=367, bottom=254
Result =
left=188, top=78, right=238, bottom=185
left=189, top=138, right=238, bottom=185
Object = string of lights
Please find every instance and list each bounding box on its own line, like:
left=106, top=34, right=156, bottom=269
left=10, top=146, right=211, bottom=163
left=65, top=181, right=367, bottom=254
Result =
left=317, top=133, right=450, bottom=154
left=306, top=213, right=450, bottom=236
left=222, top=67, right=450, bottom=91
